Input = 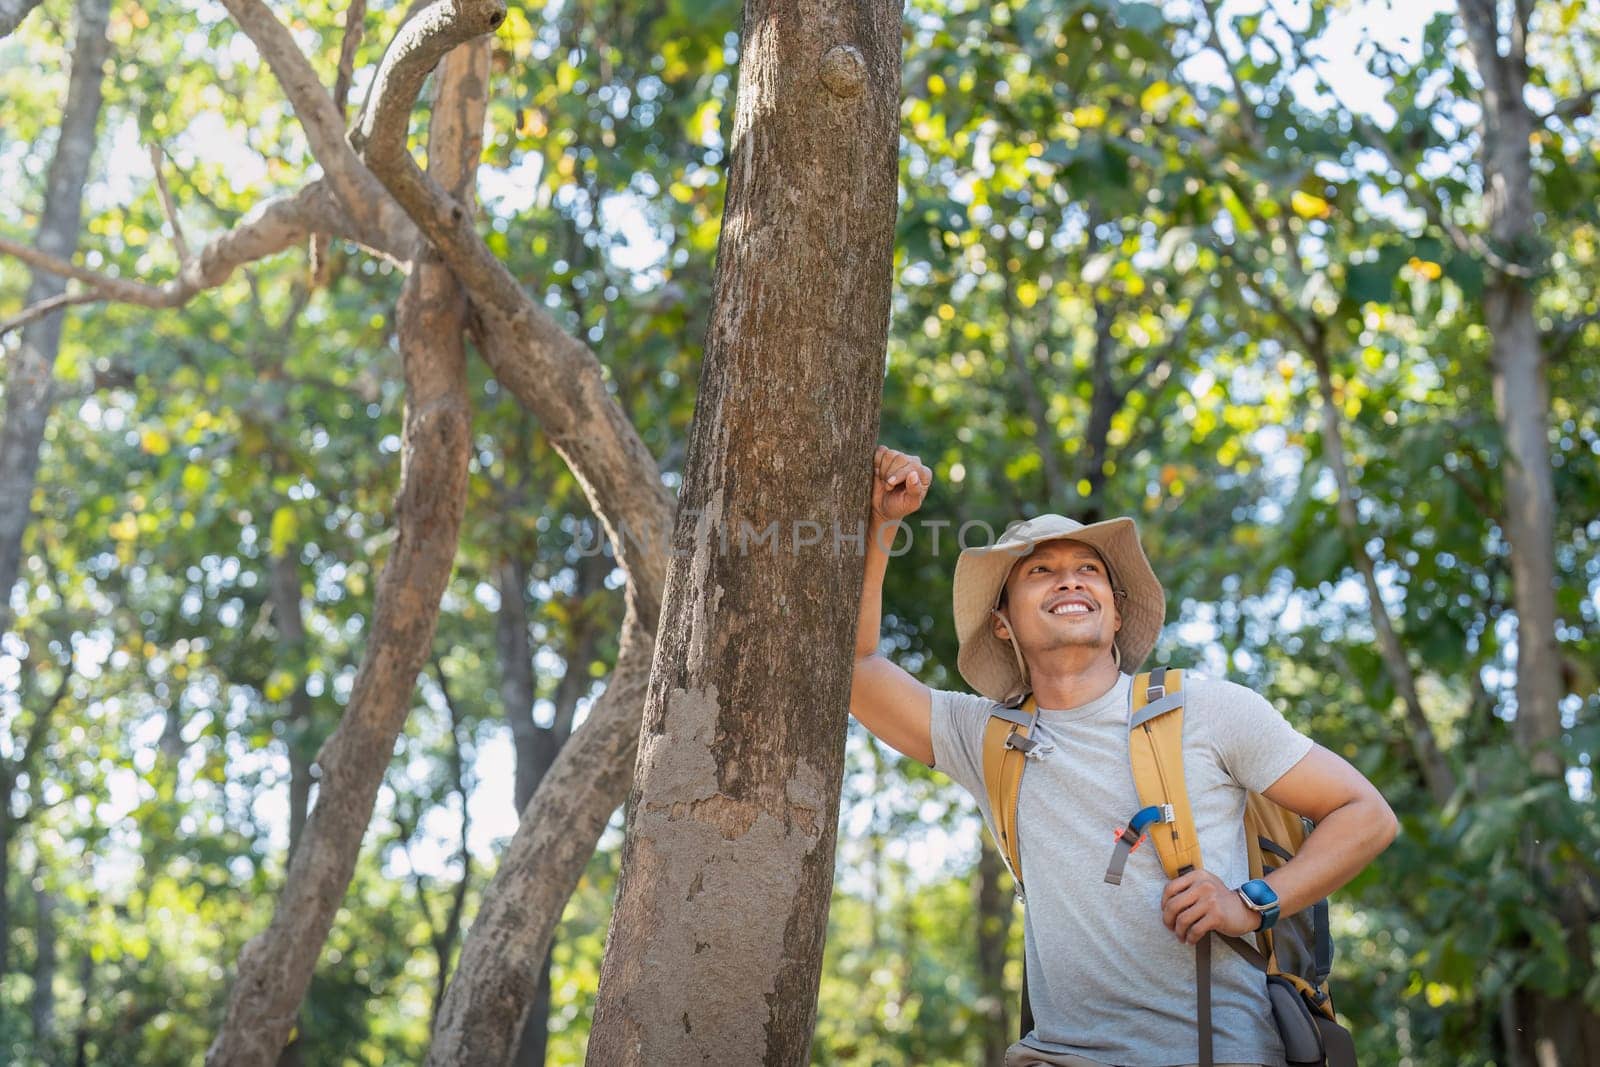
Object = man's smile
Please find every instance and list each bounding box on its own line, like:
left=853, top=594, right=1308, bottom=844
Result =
left=1043, top=595, right=1098, bottom=617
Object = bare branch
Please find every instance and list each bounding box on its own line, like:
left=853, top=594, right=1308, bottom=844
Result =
left=332, top=0, right=368, bottom=116
left=1198, top=0, right=1261, bottom=150
left=1546, top=307, right=1600, bottom=364
left=218, top=0, right=417, bottom=254
left=0, top=181, right=365, bottom=324
left=147, top=143, right=192, bottom=265
left=1271, top=8, right=1538, bottom=280
left=0, top=289, right=100, bottom=339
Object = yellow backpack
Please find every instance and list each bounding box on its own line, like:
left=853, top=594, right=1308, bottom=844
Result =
left=981, top=667, right=1357, bottom=1067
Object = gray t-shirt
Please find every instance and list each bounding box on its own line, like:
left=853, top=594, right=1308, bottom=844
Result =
left=931, top=671, right=1315, bottom=1067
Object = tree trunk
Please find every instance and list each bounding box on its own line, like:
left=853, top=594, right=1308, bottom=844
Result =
left=0, top=797, right=10, bottom=980
left=585, top=3, right=901, bottom=1062
left=1305, top=333, right=1455, bottom=804
left=496, top=554, right=543, bottom=812
left=508, top=547, right=605, bottom=1067
left=271, top=545, right=315, bottom=859
left=1456, top=0, right=1562, bottom=779
left=975, top=840, right=1011, bottom=1066
left=1457, top=3, right=1596, bottom=1063
left=0, top=0, right=110, bottom=641
left=72, top=946, right=92, bottom=1067
left=0, top=0, right=46, bottom=41
left=427, top=613, right=655, bottom=1066
left=205, top=40, right=484, bottom=1067
left=33, top=877, right=57, bottom=1051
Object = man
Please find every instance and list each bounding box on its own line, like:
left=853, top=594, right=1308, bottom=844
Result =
left=850, top=446, right=1397, bottom=1067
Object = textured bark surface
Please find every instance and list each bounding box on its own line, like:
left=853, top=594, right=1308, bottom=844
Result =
left=0, top=0, right=110, bottom=640
left=586, top=3, right=903, bottom=1063
left=204, top=40, right=485, bottom=1067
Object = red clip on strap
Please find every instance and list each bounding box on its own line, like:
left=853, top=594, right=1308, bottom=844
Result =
left=1112, top=826, right=1147, bottom=852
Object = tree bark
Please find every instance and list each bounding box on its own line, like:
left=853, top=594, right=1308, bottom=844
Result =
left=204, top=40, right=485, bottom=1067
left=0, top=0, right=110, bottom=640
left=585, top=3, right=902, bottom=1062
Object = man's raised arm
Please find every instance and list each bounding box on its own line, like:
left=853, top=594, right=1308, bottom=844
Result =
left=850, top=446, right=937, bottom=765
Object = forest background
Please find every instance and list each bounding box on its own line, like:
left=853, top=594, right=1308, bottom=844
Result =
left=1, top=0, right=1597, bottom=1064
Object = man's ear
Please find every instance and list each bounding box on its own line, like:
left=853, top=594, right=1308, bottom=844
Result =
left=990, top=609, right=1011, bottom=640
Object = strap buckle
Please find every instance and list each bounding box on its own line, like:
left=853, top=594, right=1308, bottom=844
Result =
left=1005, top=730, right=1040, bottom=755
left=1145, top=682, right=1166, bottom=700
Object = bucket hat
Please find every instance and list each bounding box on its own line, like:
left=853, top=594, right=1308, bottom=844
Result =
left=953, top=514, right=1165, bottom=704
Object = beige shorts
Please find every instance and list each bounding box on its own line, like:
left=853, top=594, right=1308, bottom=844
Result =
left=1003, top=1043, right=1269, bottom=1067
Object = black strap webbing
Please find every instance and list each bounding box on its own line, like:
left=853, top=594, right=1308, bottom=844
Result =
left=1197, top=934, right=1213, bottom=1067
left=1019, top=954, right=1034, bottom=1039
left=1313, top=898, right=1333, bottom=988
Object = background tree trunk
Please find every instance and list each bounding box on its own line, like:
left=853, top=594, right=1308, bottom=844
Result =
left=1457, top=3, right=1596, bottom=1062
left=500, top=546, right=605, bottom=1067
left=271, top=544, right=315, bottom=860
left=0, top=0, right=110, bottom=641
left=32, top=877, right=56, bottom=1050
left=975, top=840, right=1011, bottom=1066
left=584, top=2, right=902, bottom=1062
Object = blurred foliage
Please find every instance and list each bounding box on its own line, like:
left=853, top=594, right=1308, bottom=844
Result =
left=1, top=0, right=1598, bottom=1064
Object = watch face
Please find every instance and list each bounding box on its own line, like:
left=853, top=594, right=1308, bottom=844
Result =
left=1241, top=879, right=1277, bottom=909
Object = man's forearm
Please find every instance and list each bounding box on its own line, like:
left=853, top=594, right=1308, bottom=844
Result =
left=854, top=514, right=897, bottom=659
left=1263, top=796, right=1396, bottom=918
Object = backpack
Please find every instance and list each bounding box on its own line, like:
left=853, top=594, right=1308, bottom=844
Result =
left=980, top=666, right=1357, bottom=1067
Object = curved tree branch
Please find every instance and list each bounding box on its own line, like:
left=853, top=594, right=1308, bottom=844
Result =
left=352, top=0, right=673, bottom=630
left=0, top=180, right=363, bottom=337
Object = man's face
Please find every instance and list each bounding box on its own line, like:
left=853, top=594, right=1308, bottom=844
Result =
left=993, top=539, right=1123, bottom=659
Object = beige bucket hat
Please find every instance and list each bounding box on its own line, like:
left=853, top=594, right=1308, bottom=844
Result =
left=953, top=514, right=1165, bottom=704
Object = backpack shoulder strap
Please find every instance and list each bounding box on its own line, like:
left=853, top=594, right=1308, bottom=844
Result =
left=1126, top=667, right=1203, bottom=878
left=981, top=695, right=1038, bottom=894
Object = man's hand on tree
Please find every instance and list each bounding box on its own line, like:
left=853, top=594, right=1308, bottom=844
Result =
left=872, top=445, right=932, bottom=523
left=1160, top=869, right=1262, bottom=944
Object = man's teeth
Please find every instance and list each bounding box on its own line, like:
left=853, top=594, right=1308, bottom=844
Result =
left=1050, top=604, right=1091, bottom=615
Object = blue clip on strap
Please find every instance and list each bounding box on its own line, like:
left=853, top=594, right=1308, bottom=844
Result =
left=1104, top=806, right=1164, bottom=886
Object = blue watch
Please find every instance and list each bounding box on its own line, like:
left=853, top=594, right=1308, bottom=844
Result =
left=1237, top=878, right=1280, bottom=932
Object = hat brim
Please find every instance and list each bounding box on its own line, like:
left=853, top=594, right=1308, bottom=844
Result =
left=952, top=516, right=1164, bottom=703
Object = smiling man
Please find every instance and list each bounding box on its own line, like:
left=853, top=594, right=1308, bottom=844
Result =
left=850, top=446, right=1397, bottom=1067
